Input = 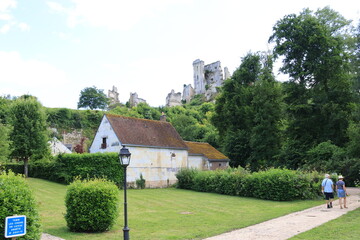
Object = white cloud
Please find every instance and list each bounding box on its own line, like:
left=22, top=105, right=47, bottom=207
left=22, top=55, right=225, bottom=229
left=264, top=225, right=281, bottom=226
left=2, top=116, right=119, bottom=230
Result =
left=0, top=23, right=11, bottom=33
left=53, top=31, right=80, bottom=43
left=46, top=1, right=66, bottom=12
left=0, top=51, right=77, bottom=108
left=0, top=0, right=16, bottom=12
left=0, top=13, right=12, bottom=20
left=50, top=0, right=192, bottom=30
left=17, top=22, right=30, bottom=31
left=0, top=0, right=31, bottom=33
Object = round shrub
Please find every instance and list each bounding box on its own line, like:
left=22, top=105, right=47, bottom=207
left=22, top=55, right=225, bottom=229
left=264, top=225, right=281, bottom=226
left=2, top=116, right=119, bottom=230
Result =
left=0, top=171, right=42, bottom=240
left=65, top=178, right=120, bottom=232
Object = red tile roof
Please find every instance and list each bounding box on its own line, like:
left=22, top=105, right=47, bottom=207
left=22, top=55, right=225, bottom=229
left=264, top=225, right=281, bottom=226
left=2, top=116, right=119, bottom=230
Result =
left=184, top=141, right=229, bottom=161
left=106, top=114, right=187, bottom=149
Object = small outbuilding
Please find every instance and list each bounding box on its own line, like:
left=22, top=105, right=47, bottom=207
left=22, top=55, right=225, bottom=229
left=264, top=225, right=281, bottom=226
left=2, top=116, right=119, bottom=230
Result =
left=185, top=141, right=230, bottom=170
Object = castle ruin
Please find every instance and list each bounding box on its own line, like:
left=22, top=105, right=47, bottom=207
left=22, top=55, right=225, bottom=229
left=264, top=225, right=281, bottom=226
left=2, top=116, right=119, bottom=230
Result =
left=129, top=92, right=146, bottom=107
left=108, top=86, right=120, bottom=105
left=166, top=90, right=182, bottom=107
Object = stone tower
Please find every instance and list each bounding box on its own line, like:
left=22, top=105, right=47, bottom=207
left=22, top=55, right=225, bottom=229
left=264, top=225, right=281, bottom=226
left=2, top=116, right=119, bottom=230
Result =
left=108, top=86, right=120, bottom=105
left=193, top=59, right=205, bottom=95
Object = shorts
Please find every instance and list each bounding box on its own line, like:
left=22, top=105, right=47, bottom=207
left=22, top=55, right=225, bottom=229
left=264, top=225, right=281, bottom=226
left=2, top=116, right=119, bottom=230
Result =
left=337, top=189, right=346, bottom=198
left=324, top=192, right=334, bottom=200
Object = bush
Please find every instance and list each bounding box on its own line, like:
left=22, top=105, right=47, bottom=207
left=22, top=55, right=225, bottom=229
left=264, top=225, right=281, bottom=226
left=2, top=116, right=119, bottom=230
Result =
left=135, top=173, right=146, bottom=189
left=65, top=178, right=119, bottom=232
left=176, top=167, right=322, bottom=201
left=247, top=168, right=321, bottom=201
left=175, top=168, right=198, bottom=189
left=0, top=171, right=41, bottom=240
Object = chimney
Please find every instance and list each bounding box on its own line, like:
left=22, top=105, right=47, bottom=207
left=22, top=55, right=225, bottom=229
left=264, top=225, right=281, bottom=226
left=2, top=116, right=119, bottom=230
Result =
left=160, top=112, right=167, bottom=122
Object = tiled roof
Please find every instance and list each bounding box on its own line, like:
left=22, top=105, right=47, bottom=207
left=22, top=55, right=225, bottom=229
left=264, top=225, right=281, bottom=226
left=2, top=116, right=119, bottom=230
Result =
left=106, top=114, right=187, bottom=149
left=184, top=141, right=229, bottom=161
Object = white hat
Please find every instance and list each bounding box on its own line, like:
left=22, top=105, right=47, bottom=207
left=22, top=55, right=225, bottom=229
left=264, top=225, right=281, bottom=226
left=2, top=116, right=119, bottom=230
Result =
left=338, top=175, right=344, bottom=179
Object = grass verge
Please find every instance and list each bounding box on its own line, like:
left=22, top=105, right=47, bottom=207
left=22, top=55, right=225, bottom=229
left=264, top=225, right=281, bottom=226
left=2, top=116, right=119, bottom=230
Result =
left=290, top=207, right=360, bottom=240
left=27, top=178, right=323, bottom=240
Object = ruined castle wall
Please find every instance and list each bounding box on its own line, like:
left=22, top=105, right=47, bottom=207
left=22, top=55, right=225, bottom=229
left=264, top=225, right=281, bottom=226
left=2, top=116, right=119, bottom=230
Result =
left=166, top=90, right=182, bottom=107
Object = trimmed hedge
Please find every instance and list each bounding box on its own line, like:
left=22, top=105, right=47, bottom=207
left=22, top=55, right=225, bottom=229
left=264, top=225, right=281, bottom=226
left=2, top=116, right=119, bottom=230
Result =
left=3, top=153, right=124, bottom=186
left=176, top=168, right=323, bottom=201
left=56, top=153, right=123, bottom=185
left=0, top=171, right=42, bottom=240
left=65, top=178, right=119, bottom=232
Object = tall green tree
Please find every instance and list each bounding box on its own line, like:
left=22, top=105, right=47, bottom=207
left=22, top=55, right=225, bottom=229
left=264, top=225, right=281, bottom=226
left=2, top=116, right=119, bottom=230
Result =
left=77, top=86, right=109, bottom=110
left=269, top=7, right=355, bottom=168
left=248, top=55, right=283, bottom=170
left=9, top=96, right=50, bottom=177
left=212, top=52, right=283, bottom=169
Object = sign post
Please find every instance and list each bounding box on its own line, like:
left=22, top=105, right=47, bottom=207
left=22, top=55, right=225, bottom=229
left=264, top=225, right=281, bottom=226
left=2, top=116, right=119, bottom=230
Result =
left=4, top=215, right=26, bottom=239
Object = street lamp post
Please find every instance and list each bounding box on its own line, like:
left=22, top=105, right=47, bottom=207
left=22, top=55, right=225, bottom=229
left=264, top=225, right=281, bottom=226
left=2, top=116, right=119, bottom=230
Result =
left=119, top=145, right=131, bottom=240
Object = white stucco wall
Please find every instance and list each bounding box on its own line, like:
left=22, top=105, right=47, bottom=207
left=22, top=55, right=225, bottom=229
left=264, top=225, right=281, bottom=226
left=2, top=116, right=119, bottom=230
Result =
left=127, top=146, right=188, bottom=188
left=188, top=155, right=209, bottom=170
left=89, top=116, right=122, bottom=154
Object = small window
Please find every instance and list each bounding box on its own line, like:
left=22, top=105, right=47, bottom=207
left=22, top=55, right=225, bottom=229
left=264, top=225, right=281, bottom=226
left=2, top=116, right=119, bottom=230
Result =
left=219, top=163, right=222, bottom=167
left=101, top=138, right=107, bottom=149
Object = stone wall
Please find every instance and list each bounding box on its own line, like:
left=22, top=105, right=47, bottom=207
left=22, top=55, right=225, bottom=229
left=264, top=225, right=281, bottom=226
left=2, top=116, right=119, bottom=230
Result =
left=129, top=92, right=146, bottom=107
left=182, top=84, right=195, bottom=103
left=166, top=89, right=182, bottom=107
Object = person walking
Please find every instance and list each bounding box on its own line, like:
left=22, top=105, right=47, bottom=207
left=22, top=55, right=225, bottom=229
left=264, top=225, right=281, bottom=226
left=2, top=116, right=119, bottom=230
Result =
left=336, top=175, right=348, bottom=209
left=321, top=174, right=334, bottom=209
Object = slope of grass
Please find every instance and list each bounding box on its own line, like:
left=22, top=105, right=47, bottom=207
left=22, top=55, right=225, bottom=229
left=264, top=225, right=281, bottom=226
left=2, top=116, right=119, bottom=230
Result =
left=291, top=207, right=360, bottom=240
left=27, top=178, right=323, bottom=240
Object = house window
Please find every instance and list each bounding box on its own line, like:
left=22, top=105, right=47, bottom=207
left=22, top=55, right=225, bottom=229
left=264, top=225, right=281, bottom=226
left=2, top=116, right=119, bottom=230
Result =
left=219, top=163, right=222, bottom=167
left=101, top=137, right=107, bottom=149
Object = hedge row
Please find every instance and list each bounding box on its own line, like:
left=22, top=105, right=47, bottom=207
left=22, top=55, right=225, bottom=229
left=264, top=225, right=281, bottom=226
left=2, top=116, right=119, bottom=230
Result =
left=3, top=153, right=124, bottom=186
left=176, top=168, right=324, bottom=201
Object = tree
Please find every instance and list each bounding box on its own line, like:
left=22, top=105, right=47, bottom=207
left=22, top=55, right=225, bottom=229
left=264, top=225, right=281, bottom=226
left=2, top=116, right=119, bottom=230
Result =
left=0, top=123, right=11, bottom=163
left=212, top=52, right=283, bottom=169
left=9, top=96, right=50, bottom=177
left=77, top=86, right=109, bottom=110
left=269, top=7, right=355, bottom=168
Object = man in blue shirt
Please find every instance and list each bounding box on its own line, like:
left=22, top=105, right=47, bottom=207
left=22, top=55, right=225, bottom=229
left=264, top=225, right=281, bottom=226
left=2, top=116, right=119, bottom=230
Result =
left=321, top=174, right=334, bottom=209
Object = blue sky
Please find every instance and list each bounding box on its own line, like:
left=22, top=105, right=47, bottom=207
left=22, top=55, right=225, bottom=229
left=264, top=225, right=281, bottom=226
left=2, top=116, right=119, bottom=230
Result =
left=1, top=0, right=359, bottom=109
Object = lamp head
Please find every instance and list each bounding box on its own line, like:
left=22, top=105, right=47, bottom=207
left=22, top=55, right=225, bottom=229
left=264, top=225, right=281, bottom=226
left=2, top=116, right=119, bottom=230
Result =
left=119, top=145, right=131, bottom=166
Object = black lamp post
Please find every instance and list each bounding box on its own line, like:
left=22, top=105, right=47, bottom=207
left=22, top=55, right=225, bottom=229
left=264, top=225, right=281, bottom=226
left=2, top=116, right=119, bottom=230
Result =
left=119, top=145, right=131, bottom=240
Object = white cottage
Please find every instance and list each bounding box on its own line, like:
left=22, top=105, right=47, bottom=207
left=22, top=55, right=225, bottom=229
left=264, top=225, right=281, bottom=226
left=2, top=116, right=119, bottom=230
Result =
left=89, top=114, right=190, bottom=188
left=90, top=114, right=230, bottom=188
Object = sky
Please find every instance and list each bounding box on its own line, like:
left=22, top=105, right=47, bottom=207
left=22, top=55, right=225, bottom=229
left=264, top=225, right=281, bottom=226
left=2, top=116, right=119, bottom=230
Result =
left=0, top=0, right=359, bottom=109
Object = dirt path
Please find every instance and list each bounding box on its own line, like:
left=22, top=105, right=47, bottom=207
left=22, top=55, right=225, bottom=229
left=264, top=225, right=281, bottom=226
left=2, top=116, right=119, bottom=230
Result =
left=204, top=187, right=360, bottom=240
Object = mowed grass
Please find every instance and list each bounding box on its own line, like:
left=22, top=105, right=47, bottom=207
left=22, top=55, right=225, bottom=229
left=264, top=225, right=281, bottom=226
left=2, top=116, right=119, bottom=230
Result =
left=27, top=178, right=323, bottom=240
left=291, top=207, right=360, bottom=240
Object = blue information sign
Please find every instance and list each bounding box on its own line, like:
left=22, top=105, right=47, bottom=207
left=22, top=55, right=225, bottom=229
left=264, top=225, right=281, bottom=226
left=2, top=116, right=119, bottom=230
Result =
left=5, top=215, right=26, bottom=238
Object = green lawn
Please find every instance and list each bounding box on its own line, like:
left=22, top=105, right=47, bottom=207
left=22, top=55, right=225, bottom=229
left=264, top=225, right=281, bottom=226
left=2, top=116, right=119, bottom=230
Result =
left=27, top=178, right=323, bottom=240
left=291, top=207, right=360, bottom=240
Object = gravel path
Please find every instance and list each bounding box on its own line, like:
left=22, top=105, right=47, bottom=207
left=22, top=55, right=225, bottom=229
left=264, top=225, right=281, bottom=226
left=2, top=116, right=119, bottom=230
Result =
left=204, top=187, right=360, bottom=240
